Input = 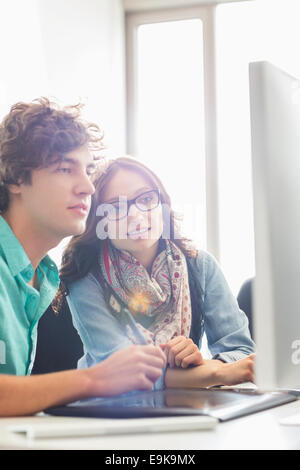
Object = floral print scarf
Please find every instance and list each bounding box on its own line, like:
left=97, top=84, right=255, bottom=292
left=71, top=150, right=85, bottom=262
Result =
left=99, top=239, right=192, bottom=345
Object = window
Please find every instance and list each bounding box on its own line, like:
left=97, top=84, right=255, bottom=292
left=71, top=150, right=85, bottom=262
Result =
left=126, top=6, right=218, bottom=258
left=216, top=0, right=300, bottom=294
left=126, top=0, right=300, bottom=295
left=136, top=18, right=206, bottom=248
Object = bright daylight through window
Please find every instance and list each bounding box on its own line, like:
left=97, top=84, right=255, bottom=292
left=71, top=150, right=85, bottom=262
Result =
left=136, top=18, right=207, bottom=253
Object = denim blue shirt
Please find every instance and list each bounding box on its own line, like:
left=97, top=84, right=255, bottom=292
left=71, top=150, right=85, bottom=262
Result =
left=67, top=250, right=255, bottom=389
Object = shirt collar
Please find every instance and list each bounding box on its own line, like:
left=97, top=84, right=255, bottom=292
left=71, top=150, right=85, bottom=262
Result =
left=0, top=215, right=58, bottom=277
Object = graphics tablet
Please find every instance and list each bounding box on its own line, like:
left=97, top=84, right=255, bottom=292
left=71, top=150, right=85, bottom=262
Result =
left=45, top=388, right=296, bottom=422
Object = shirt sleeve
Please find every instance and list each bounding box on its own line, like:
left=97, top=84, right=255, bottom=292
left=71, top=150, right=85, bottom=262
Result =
left=196, top=251, right=256, bottom=362
left=67, top=273, right=166, bottom=390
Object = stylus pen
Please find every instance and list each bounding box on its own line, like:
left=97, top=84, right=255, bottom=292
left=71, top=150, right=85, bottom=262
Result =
left=118, top=307, right=150, bottom=345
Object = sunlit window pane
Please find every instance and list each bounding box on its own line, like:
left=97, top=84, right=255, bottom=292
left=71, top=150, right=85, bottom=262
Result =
left=136, top=19, right=206, bottom=250
left=216, top=0, right=300, bottom=295
left=216, top=1, right=256, bottom=296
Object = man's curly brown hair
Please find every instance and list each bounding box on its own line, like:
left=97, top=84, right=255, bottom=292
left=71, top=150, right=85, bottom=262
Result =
left=0, top=97, right=105, bottom=212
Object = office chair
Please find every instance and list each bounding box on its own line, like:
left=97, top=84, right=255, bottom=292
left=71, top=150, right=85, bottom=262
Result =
left=31, top=299, right=83, bottom=374
left=237, top=278, right=254, bottom=339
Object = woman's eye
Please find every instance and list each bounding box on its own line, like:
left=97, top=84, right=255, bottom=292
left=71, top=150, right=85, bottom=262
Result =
left=87, top=167, right=96, bottom=177
left=111, top=204, right=121, bottom=213
left=140, top=196, right=152, bottom=204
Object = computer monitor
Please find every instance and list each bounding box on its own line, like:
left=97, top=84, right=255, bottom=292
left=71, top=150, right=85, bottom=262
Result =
left=249, top=61, right=300, bottom=391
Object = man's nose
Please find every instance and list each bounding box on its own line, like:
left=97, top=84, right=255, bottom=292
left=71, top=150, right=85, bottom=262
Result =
left=76, top=172, right=95, bottom=196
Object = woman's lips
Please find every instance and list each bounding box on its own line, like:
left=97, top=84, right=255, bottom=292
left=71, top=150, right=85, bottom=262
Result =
left=127, top=227, right=150, bottom=239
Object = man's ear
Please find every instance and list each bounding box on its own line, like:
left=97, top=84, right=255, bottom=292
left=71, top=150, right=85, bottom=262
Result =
left=6, top=181, right=22, bottom=195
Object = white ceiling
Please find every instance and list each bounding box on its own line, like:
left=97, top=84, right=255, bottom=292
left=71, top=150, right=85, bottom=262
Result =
left=123, top=0, right=253, bottom=12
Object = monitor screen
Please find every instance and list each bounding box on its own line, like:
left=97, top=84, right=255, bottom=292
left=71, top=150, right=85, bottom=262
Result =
left=249, top=61, right=300, bottom=390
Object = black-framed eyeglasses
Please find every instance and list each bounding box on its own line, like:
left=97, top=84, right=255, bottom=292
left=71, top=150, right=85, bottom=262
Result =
left=104, top=189, right=161, bottom=221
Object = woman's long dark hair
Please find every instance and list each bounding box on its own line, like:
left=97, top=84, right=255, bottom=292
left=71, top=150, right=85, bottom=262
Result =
left=52, top=156, right=198, bottom=313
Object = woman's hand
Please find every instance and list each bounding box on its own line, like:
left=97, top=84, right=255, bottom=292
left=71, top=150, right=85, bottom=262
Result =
left=164, top=353, right=255, bottom=389
left=160, top=336, right=204, bottom=369
left=214, top=353, right=255, bottom=386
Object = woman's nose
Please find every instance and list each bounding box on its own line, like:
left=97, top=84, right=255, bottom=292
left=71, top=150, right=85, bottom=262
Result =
left=127, top=201, right=141, bottom=218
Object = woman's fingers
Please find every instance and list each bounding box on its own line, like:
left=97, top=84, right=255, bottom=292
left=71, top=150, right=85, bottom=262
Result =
left=180, top=351, right=204, bottom=368
left=159, top=337, right=203, bottom=368
left=174, top=342, right=197, bottom=367
left=160, top=337, right=184, bottom=368
left=167, top=348, right=176, bottom=368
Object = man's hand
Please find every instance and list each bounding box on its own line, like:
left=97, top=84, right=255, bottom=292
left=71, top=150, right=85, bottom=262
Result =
left=0, top=345, right=167, bottom=417
left=85, top=344, right=167, bottom=397
left=160, top=336, right=204, bottom=369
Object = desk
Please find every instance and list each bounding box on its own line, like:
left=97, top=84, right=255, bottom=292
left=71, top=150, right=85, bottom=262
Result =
left=0, top=399, right=300, bottom=450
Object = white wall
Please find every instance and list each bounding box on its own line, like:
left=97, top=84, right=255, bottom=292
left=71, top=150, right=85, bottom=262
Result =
left=38, top=0, right=126, bottom=155
left=123, top=0, right=252, bottom=11
left=0, top=0, right=126, bottom=266
left=0, top=0, right=126, bottom=155
left=0, top=0, right=48, bottom=111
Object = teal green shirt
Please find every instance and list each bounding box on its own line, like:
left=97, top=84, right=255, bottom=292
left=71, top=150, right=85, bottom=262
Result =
left=0, top=216, right=60, bottom=375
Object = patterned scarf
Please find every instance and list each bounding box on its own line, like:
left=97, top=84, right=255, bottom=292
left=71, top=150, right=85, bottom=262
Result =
left=99, top=239, right=192, bottom=345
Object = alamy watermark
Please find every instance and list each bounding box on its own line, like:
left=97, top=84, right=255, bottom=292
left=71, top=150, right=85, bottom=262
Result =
left=0, top=340, right=6, bottom=365
left=291, top=339, right=300, bottom=365
left=94, top=199, right=205, bottom=242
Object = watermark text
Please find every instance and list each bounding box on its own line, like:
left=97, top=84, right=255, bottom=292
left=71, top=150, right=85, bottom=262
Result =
left=0, top=340, right=6, bottom=365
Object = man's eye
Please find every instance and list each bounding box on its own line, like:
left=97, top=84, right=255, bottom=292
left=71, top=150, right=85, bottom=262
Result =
left=58, top=167, right=71, bottom=174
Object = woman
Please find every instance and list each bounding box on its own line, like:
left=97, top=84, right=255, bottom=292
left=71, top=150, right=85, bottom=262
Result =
left=55, top=156, right=255, bottom=390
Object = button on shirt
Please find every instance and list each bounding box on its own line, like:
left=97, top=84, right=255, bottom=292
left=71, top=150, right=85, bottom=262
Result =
left=0, top=216, right=60, bottom=375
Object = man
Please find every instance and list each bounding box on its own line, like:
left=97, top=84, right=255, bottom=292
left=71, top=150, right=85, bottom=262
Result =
left=0, top=98, right=166, bottom=416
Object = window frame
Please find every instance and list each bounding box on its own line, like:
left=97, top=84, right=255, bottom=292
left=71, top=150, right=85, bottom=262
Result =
left=125, top=5, right=220, bottom=259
